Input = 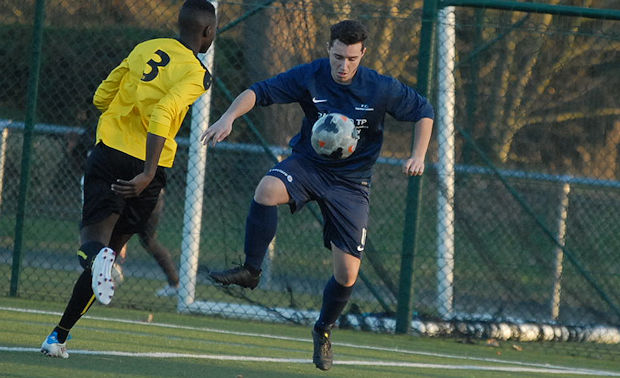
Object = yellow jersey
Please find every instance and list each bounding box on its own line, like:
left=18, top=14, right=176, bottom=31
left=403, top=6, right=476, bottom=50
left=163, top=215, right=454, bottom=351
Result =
left=93, top=38, right=211, bottom=167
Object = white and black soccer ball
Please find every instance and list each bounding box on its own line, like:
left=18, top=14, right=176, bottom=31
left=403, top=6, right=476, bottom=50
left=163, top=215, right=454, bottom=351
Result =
left=311, top=113, right=359, bottom=159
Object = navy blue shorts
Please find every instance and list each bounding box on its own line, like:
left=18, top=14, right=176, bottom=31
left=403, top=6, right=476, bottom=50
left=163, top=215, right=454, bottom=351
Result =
left=81, top=143, right=166, bottom=235
left=266, top=154, right=370, bottom=258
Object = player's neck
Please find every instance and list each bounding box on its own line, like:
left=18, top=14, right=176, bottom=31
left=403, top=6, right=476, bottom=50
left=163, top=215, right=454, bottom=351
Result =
left=178, top=34, right=200, bottom=54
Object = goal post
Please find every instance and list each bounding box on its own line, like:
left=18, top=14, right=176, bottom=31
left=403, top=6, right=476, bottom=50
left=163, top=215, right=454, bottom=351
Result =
left=177, top=1, right=218, bottom=312
left=436, top=5, right=457, bottom=320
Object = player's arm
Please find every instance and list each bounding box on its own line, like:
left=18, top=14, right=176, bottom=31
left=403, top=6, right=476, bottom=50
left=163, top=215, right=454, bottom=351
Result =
left=201, top=64, right=308, bottom=147
left=93, top=58, right=129, bottom=112
left=200, top=89, right=257, bottom=147
left=111, top=133, right=166, bottom=198
left=403, top=117, right=433, bottom=176
left=384, top=78, right=434, bottom=176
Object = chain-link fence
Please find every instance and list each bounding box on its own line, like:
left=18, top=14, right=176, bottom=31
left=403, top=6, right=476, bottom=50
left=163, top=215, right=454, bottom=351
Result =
left=1, top=0, right=619, bottom=360
left=430, top=0, right=620, bottom=347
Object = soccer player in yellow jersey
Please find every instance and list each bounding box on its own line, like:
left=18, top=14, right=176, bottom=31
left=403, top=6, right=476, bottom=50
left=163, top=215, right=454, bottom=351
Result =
left=41, top=0, right=217, bottom=359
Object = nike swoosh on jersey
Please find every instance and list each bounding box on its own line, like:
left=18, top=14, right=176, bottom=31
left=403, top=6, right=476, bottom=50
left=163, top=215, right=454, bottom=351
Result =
left=312, top=97, right=327, bottom=103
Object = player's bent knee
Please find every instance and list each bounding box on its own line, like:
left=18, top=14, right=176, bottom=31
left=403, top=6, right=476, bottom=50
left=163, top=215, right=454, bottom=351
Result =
left=254, top=176, right=289, bottom=205
left=77, top=241, right=106, bottom=270
left=332, top=244, right=361, bottom=286
left=334, top=274, right=357, bottom=287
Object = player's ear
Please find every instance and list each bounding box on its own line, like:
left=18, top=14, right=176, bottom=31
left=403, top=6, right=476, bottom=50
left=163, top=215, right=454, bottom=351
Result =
left=361, top=46, right=366, bottom=57
left=326, top=41, right=330, bottom=54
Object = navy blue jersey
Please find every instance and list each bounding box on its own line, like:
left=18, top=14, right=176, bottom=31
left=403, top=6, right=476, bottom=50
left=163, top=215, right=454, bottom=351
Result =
left=250, top=58, right=434, bottom=181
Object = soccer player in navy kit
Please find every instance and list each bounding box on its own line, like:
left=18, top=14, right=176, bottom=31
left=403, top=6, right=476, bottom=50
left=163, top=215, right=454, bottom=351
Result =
left=201, top=20, right=433, bottom=370
left=41, top=0, right=217, bottom=359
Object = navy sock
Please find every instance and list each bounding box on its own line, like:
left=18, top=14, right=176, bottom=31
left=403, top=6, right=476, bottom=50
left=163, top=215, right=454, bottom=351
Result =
left=315, top=276, right=354, bottom=330
left=243, top=200, right=278, bottom=271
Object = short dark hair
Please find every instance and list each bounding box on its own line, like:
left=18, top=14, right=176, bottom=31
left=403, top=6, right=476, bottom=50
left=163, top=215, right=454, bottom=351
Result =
left=182, top=0, right=215, bottom=12
left=179, top=0, right=216, bottom=33
left=329, top=20, right=368, bottom=47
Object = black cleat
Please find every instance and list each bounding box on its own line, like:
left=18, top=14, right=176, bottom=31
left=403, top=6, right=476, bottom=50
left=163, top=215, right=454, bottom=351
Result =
left=312, top=327, right=333, bottom=371
left=209, top=265, right=261, bottom=289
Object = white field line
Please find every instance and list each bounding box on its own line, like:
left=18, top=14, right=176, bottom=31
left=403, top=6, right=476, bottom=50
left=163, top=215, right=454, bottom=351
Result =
left=1, top=306, right=619, bottom=376
left=1, top=346, right=618, bottom=376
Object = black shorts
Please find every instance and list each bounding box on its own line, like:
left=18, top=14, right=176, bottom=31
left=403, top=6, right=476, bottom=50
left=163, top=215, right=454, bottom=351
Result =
left=81, top=143, right=166, bottom=234
left=266, top=154, right=370, bottom=258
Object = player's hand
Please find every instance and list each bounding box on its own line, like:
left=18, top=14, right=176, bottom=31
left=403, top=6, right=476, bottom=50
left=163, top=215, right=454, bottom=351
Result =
left=111, top=173, right=152, bottom=198
left=200, top=116, right=233, bottom=147
left=403, top=156, right=425, bottom=176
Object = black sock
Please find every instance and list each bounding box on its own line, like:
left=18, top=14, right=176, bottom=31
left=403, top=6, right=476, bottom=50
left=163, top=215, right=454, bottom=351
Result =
left=77, top=241, right=106, bottom=270
left=52, top=325, right=71, bottom=343
left=56, top=269, right=96, bottom=342
left=315, top=276, right=354, bottom=331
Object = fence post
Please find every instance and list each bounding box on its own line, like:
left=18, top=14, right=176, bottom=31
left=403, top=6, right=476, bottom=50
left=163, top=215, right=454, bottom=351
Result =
left=11, top=0, right=46, bottom=297
left=550, top=182, right=570, bottom=320
left=396, top=0, right=437, bottom=334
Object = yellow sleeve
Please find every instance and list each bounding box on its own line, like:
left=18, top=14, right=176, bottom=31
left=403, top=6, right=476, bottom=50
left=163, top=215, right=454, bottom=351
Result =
left=93, top=58, right=129, bottom=112
left=147, top=70, right=207, bottom=137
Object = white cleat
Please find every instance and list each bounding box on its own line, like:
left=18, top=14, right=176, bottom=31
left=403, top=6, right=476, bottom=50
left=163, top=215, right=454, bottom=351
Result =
left=41, top=332, right=69, bottom=359
left=91, top=247, right=116, bottom=305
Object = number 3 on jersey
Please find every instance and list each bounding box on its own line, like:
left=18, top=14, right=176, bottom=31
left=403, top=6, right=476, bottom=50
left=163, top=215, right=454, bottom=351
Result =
left=142, top=50, right=170, bottom=82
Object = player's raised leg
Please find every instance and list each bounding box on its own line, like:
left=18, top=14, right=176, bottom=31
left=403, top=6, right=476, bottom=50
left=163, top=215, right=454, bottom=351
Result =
left=208, top=175, right=289, bottom=289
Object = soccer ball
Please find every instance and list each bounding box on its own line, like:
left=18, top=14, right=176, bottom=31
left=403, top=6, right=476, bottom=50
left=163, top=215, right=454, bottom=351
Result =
left=311, top=113, right=359, bottom=159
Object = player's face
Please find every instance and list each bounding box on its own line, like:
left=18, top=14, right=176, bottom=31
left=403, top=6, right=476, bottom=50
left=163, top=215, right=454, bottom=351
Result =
left=327, top=39, right=366, bottom=85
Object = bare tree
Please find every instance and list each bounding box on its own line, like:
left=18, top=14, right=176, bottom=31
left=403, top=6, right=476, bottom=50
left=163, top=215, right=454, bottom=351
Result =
left=456, top=2, right=620, bottom=178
